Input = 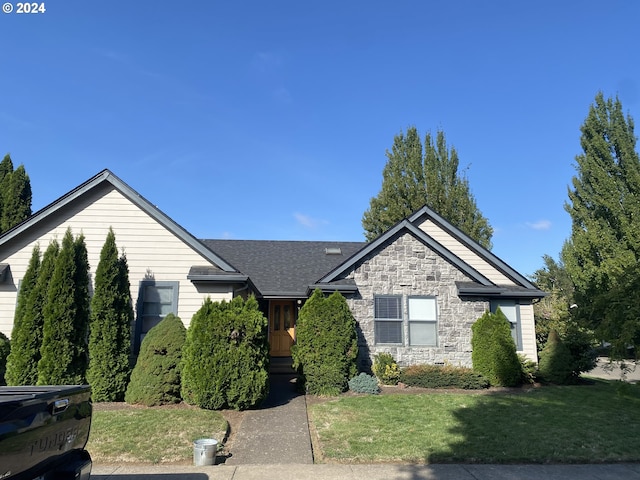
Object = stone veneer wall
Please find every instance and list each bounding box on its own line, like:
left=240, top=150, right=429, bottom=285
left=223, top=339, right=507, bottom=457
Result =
left=344, top=232, right=489, bottom=370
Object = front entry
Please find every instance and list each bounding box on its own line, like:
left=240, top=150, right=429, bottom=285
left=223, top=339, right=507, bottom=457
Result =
left=269, top=300, right=296, bottom=357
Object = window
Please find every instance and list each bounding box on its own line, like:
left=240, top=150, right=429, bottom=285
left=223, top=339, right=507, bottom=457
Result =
left=408, top=297, right=438, bottom=346
left=135, top=281, right=179, bottom=351
left=374, top=296, right=402, bottom=344
left=490, top=300, right=521, bottom=350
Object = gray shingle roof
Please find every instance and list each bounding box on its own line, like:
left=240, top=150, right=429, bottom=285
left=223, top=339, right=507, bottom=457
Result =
left=201, top=240, right=366, bottom=298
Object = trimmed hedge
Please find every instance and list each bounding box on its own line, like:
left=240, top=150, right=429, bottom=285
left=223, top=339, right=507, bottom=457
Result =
left=471, top=309, right=522, bottom=387
left=125, top=313, right=186, bottom=406
left=181, top=296, right=269, bottom=410
left=291, top=289, right=358, bottom=395
left=400, top=364, right=489, bottom=389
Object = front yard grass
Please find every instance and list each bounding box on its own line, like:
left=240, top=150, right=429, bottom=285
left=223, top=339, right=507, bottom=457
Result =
left=309, top=380, right=640, bottom=464
left=87, top=406, right=228, bottom=464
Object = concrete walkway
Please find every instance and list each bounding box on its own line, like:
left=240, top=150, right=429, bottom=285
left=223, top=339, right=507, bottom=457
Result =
left=223, top=373, right=313, bottom=465
left=92, top=462, right=640, bottom=479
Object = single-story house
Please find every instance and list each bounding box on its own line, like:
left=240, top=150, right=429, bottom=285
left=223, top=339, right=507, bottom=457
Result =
left=0, top=169, right=544, bottom=368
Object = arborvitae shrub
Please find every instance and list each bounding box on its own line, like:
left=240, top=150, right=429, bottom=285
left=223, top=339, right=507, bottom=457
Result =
left=538, top=329, right=575, bottom=384
left=181, top=296, right=269, bottom=410
left=372, top=352, right=400, bottom=385
left=38, top=229, right=90, bottom=385
left=400, top=364, right=489, bottom=389
left=125, top=313, right=186, bottom=406
left=348, top=373, right=380, bottom=394
left=5, top=244, right=41, bottom=385
left=87, top=229, right=134, bottom=402
left=291, top=289, right=358, bottom=395
left=0, top=332, right=10, bottom=385
left=471, top=309, right=522, bottom=387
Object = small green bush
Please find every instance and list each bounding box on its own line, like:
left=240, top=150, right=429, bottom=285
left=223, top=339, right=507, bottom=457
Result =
left=125, top=314, right=186, bottom=406
left=0, top=332, right=10, bottom=385
left=538, top=329, right=575, bottom=384
left=372, top=353, right=400, bottom=385
left=400, top=364, right=489, bottom=389
left=348, top=373, right=380, bottom=394
left=291, top=290, right=358, bottom=396
left=471, top=309, right=522, bottom=387
left=519, top=354, right=538, bottom=384
left=181, top=296, right=269, bottom=410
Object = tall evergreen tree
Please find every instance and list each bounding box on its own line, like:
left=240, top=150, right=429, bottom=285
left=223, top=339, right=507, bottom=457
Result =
left=38, top=229, right=90, bottom=385
left=1, top=165, right=32, bottom=232
left=362, top=127, right=493, bottom=248
left=87, top=228, right=133, bottom=402
left=562, top=92, right=640, bottom=357
left=5, top=244, right=40, bottom=385
left=0, top=155, right=32, bottom=233
left=0, top=154, right=14, bottom=226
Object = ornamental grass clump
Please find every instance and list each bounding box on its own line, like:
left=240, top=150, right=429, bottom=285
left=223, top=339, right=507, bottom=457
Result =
left=125, top=313, right=186, bottom=406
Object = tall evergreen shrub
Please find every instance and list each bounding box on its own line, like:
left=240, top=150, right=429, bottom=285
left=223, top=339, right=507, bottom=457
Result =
left=87, top=229, right=134, bottom=401
left=125, top=313, right=186, bottom=406
left=291, top=289, right=358, bottom=395
left=181, top=296, right=269, bottom=410
left=471, top=309, right=521, bottom=387
left=38, top=229, right=90, bottom=385
left=538, top=329, right=575, bottom=384
left=5, top=244, right=41, bottom=385
left=0, top=332, right=9, bottom=385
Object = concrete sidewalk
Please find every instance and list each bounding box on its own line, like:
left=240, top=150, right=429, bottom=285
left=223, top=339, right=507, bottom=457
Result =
left=223, top=373, right=313, bottom=465
left=92, top=463, right=640, bottom=480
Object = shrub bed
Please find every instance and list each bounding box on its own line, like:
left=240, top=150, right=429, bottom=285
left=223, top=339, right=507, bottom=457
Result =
left=399, top=364, right=489, bottom=389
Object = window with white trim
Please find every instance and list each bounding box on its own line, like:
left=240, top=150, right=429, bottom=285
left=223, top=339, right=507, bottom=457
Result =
left=490, top=300, right=521, bottom=350
left=374, top=295, right=403, bottom=344
left=135, top=281, right=179, bottom=351
left=408, top=296, right=438, bottom=346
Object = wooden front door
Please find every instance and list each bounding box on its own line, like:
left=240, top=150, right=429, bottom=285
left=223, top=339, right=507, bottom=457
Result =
left=269, top=300, right=296, bottom=357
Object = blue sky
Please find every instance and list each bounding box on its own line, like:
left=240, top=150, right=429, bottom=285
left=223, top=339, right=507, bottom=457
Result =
left=1, top=1, right=639, bottom=277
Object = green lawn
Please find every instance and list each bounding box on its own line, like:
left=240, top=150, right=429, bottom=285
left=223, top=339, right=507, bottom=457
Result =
left=309, top=380, right=640, bottom=464
left=87, top=407, right=228, bottom=464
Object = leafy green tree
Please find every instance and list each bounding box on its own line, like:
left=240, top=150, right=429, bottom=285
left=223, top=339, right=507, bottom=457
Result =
left=562, top=92, right=640, bottom=358
left=181, top=296, right=269, bottom=410
left=87, top=229, right=133, bottom=401
left=362, top=127, right=493, bottom=248
left=125, top=313, right=185, bottom=406
left=471, top=309, right=521, bottom=387
left=291, top=289, right=359, bottom=395
left=38, top=229, right=90, bottom=385
left=5, top=245, right=41, bottom=385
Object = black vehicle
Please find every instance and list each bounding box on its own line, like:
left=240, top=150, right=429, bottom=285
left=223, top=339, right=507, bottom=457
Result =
left=0, top=385, right=92, bottom=480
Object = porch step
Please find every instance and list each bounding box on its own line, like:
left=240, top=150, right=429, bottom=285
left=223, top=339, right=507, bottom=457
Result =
left=270, top=357, right=295, bottom=374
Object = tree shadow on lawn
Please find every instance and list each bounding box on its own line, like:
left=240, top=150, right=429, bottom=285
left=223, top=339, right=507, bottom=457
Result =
left=424, top=380, right=640, bottom=465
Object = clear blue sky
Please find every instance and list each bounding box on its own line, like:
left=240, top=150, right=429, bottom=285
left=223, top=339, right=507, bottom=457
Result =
left=1, top=1, right=639, bottom=277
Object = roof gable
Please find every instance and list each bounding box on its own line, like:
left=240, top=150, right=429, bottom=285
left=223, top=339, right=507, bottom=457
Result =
left=0, top=169, right=237, bottom=273
left=319, top=205, right=543, bottom=296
